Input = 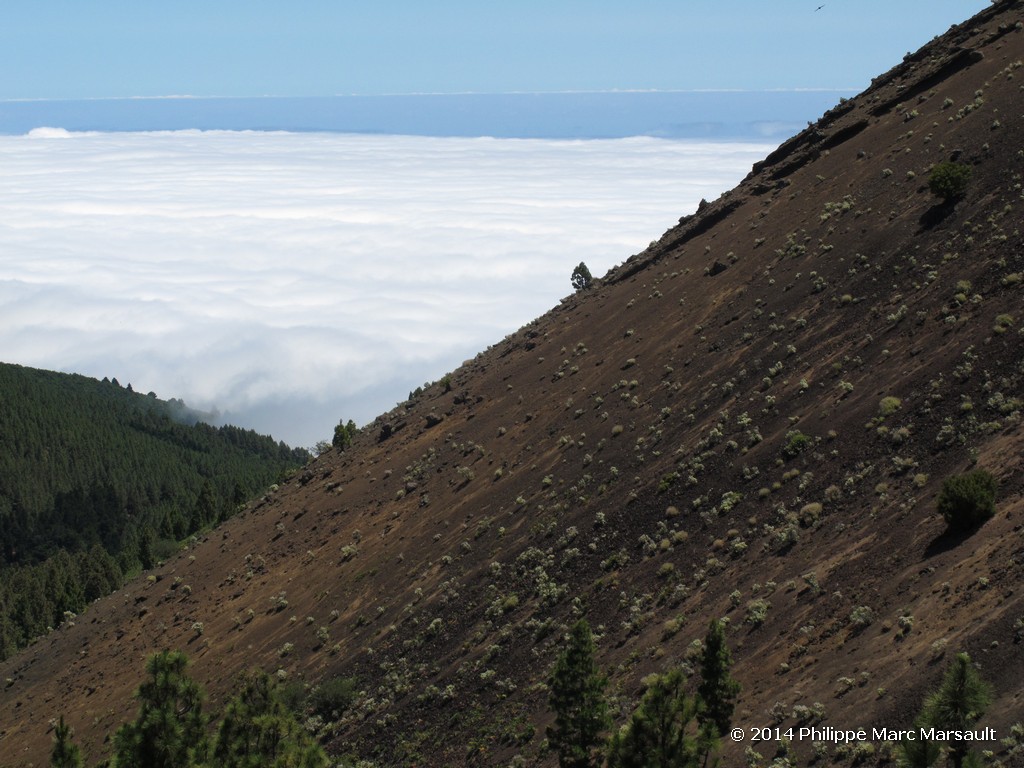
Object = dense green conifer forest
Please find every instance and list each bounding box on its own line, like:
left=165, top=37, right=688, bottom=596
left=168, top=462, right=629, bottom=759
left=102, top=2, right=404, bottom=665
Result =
left=0, top=362, right=309, bottom=660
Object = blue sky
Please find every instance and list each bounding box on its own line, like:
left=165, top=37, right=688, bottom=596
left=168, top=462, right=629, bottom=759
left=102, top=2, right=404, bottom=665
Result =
left=2, top=1, right=991, bottom=99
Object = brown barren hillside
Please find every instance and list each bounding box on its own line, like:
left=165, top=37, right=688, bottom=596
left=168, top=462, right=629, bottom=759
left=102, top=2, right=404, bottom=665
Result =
left=3, top=3, right=1024, bottom=766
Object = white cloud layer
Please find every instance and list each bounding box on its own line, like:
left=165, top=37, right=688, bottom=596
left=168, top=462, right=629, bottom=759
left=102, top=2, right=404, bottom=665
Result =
left=0, top=130, right=773, bottom=447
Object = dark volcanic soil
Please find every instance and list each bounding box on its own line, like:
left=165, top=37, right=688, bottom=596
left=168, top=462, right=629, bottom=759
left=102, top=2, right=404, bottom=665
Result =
left=2, top=3, right=1024, bottom=766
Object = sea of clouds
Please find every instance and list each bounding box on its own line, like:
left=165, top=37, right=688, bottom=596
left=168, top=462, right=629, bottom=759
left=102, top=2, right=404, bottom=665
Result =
left=0, top=129, right=773, bottom=447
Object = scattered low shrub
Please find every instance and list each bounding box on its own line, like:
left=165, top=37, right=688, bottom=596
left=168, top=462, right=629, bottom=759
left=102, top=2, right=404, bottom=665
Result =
left=878, top=396, right=902, bottom=416
left=937, top=469, right=997, bottom=532
left=745, top=598, right=771, bottom=626
left=782, top=430, right=811, bottom=459
left=928, top=161, right=971, bottom=202
left=309, top=675, right=358, bottom=720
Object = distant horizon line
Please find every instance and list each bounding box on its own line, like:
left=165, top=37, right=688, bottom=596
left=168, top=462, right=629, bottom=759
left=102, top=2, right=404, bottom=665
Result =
left=0, top=87, right=861, bottom=103
left=17, top=128, right=784, bottom=143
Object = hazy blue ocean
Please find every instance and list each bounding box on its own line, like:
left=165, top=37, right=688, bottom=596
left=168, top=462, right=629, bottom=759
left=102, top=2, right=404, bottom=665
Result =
left=0, top=91, right=853, bottom=140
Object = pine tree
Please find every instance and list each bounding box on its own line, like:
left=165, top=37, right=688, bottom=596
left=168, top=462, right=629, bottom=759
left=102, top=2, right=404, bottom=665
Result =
left=189, top=480, right=219, bottom=533
left=50, top=715, right=83, bottom=768
left=113, top=650, right=208, bottom=768
left=332, top=419, right=357, bottom=451
left=921, top=653, right=992, bottom=768
left=547, top=619, right=610, bottom=768
left=900, top=718, right=941, bottom=768
left=571, top=262, right=593, bottom=291
left=138, top=532, right=155, bottom=571
left=223, top=481, right=248, bottom=522
left=696, top=618, right=740, bottom=739
left=212, top=670, right=328, bottom=768
left=606, top=667, right=711, bottom=768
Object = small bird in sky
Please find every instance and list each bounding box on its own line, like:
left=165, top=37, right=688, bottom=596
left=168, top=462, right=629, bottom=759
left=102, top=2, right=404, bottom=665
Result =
left=816, top=4, right=825, bottom=10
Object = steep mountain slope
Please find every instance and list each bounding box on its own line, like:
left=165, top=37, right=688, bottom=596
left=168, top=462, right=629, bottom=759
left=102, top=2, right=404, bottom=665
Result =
left=2, top=3, right=1023, bottom=766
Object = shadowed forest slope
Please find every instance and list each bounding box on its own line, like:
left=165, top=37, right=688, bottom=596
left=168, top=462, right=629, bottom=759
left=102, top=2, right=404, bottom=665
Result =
left=2, top=2, right=1023, bottom=766
left=0, top=363, right=307, bottom=663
